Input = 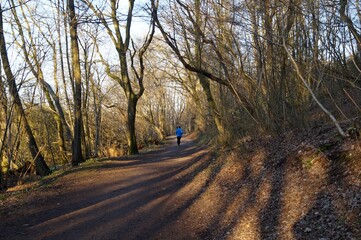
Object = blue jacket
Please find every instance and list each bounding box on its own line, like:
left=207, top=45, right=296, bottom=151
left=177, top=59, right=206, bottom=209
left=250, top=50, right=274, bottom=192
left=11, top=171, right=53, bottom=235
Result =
left=176, top=128, right=183, bottom=137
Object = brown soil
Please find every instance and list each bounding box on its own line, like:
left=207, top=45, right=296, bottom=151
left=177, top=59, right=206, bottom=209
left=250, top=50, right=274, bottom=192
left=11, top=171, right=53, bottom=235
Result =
left=0, top=129, right=360, bottom=240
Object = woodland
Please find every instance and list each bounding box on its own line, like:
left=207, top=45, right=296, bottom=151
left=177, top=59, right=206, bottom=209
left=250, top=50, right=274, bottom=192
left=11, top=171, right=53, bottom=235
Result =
left=0, top=0, right=360, bottom=185
left=0, top=0, right=360, bottom=238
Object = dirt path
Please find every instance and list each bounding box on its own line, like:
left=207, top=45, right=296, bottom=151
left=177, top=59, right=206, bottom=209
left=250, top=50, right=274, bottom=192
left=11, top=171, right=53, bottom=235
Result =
left=1, top=135, right=213, bottom=240
left=3, top=131, right=359, bottom=240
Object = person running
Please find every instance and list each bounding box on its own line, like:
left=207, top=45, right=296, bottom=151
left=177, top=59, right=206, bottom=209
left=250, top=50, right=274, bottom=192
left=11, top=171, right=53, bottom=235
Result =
left=175, top=126, right=183, bottom=146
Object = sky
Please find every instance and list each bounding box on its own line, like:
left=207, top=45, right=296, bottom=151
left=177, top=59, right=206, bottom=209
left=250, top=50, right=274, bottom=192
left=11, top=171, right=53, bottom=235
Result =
left=118, top=0, right=152, bottom=39
left=0, top=0, right=159, bottom=103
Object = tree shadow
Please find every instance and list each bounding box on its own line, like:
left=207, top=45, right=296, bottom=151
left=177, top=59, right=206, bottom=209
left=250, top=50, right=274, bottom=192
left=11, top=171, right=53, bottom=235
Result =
left=178, top=132, right=360, bottom=240
left=292, top=149, right=359, bottom=240
left=13, top=137, right=206, bottom=194
left=192, top=151, right=288, bottom=240
left=0, top=136, right=219, bottom=240
left=258, top=157, right=287, bottom=240
left=1, top=134, right=360, bottom=240
left=293, top=192, right=354, bottom=240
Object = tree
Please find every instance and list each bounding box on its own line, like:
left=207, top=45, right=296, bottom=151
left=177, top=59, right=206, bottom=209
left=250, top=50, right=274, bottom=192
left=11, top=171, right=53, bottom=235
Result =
left=340, top=0, right=361, bottom=52
left=68, top=0, right=84, bottom=165
left=0, top=55, right=7, bottom=188
left=84, top=0, right=156, bottom=154
left=9, top=0, right=72, bottom=164
left=0, top=5, right=50, bottom=176
left=152, top=0, right=251, bottom=140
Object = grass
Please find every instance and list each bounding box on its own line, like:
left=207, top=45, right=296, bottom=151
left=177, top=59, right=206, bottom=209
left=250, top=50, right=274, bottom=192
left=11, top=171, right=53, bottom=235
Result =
left=302, top=156, right=315, bottom=169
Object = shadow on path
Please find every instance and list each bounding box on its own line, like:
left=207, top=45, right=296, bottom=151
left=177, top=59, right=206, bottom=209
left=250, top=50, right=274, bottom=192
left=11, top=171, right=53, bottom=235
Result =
left=1, top=135, right=216, bottom=240
left=1, top=133, right=359, bottom=240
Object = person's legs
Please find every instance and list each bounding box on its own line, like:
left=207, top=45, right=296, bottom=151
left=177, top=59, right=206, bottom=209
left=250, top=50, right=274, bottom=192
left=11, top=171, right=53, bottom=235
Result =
left=177, top=137, right=181, bottom=145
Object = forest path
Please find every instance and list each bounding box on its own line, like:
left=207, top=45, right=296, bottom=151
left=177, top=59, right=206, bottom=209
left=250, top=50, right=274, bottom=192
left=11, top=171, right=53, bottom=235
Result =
left=1, top=135, right=213, bottom=240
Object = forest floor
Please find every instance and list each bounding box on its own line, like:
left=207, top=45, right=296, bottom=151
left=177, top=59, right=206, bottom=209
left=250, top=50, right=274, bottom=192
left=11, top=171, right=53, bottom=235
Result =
left=0, top=124, right=360, bottom=240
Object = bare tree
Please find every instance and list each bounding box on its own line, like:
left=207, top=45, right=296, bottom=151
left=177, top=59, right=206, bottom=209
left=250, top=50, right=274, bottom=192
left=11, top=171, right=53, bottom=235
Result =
left=84, top=0, right=156, bottom=154
left=0, top=58, right=7, bottom=188
left=68, top=0, right=84, bottom=165
left=340, top=0, right=361, bottom=52
left=9, top=0, right=72, bottom=164
left=0, top=5, right=50, bottom=176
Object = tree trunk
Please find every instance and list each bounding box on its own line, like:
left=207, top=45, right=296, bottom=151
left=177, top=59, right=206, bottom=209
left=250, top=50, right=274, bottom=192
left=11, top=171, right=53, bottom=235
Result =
left=81, top=43, right=93, bottom=159
left=93, top=105, right=101, bottom=157
left=68, top=0, right=84, bottom=166
left=0, top=7, right=50, bottom=176
left=91, top=71, right=103, bottom=158
left=85, top=0, right=155, bottom=155
left=57, top=0, right=73, bottom=132
left=126, top=93, right=139, bottom=155
left=340, top=0, right=361, bottom=52
left=9, top=0, right=71, bottom=164
left=194, top=0, right=226, bottom=139
left=0, top=59, right=5, bottom=188
left=198, top=74, right=225, bottom=137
